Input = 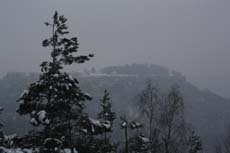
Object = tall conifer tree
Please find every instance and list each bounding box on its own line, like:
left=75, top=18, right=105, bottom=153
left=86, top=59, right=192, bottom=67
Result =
left=98, top=90, right=116, bottom=141
left=17, top=11, right=93, bottom=152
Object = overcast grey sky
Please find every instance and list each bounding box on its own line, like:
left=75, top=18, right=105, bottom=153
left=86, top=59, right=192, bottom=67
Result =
left=0, top=0, right=230, bottom=98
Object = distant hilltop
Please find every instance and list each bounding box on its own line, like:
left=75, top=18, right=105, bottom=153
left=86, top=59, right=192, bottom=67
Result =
left=100, top=64, right=170, bottom=76
left=84, top=64, right=185, bottom=80
left=2, top=64, right=186, bottom=81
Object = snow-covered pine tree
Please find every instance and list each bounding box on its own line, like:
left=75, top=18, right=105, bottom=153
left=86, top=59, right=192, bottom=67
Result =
left=97, top=90, right=116, bottom=140
left=188, top=131, right=202, bottom=153
left=0, top=106, right=4, bottom=145
left=120, top=116, right=145, bottom=153
left=17, top=11, right=93, bottom=152
left=129, top=134, right=150, bottom=153
left=85, top=90, right=117, bottom=153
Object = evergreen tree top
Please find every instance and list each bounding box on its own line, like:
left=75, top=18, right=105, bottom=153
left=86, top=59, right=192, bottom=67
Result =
left=98, top=90, right=116, bottom=124
left=17, top=11, right=93, bottom=133
left=41, top=11, right=93, bottom=74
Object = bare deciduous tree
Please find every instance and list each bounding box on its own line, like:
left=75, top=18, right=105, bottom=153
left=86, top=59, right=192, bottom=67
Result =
left=138, top=80, right=161, bottom=140
left=215, top=124, right=230, bottom=153
left=159, top=85, right=186, bottom=153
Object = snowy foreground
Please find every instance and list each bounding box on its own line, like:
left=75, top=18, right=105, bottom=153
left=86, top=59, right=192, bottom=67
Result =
left=0, top=147, right=78, bottom=153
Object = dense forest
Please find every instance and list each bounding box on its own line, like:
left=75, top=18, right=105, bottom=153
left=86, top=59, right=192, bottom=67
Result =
left=0, top=12, right=230, bottom=153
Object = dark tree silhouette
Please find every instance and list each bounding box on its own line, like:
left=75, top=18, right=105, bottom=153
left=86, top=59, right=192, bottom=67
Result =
left=97, top=90, right=116, bottom=141
left=17, top=11, right=93, bottom=153
left=120, top=116, right=145, bottom=153
left=0, top=107, right=4, bottom=145
left=188, top=131, right=202, bottom=153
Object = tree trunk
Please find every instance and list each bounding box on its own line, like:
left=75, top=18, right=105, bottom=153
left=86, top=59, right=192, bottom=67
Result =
left=104, top=131, right=107, bottom=141
left=165, top=124, right=172, bottom=153
left=149, top=115, right=153, bottom=140
left=125, top=127, right=128, bottom=153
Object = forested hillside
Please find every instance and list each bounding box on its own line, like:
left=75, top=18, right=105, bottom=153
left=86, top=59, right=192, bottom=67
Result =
left=0, top=64, right=229, bottom=152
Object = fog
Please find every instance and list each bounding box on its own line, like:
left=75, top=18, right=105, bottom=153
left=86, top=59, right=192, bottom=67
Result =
left=0, top=0, right=230, bottom=98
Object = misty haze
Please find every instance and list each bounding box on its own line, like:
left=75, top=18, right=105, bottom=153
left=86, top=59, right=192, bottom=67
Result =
left=0, top=1, right=229, bottom=153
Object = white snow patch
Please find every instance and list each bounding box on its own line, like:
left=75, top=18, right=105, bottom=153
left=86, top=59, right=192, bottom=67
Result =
left=45, top=118, right=50, bottom=124
left=89, top=118, right=101, bottom=127
left=64, top=148, right=78, bottom=153
left=31, top=111, right=36, bottom=115
left=68, top=74, right=74, bottom=81
left=82, top=129, right=88, bottom=133
left=53, top=74, right=59, bottom=77
left=0, top=147, right=78, bottom=153
left=4, top=134, right=17, bottom=141
left=139, top=135, right=150, bottom=143
left=37, top=110, right=46, bottom=122
left=85, top=93, right=91, bottom=97
left=20, top=90, right=29, bottom=98
left=102, top=121, right=111, bottom=129
left=66, top=84, right=69, bottom=90
left=30, top=118, right=38, bottom=125
left=121, top=121, right=127, bottom=128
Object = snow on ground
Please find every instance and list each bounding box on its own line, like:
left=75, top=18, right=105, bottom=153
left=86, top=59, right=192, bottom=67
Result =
left=0, top=147, right=32, bottom=153
left=0, top=147, right=78, bottom=153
